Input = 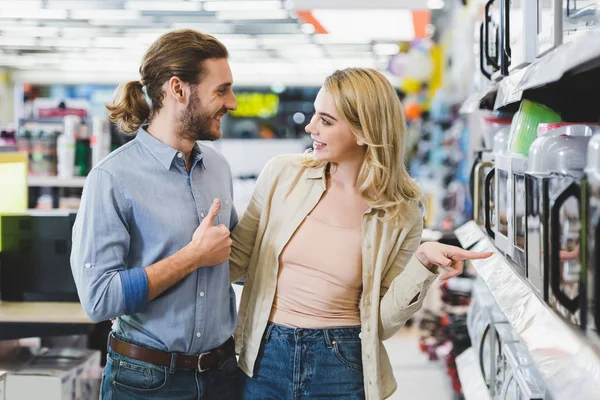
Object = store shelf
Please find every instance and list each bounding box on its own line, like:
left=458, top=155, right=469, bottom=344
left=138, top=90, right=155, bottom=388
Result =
left=455, top=221, right=600, bottom=400
left=459, top=84, right=497, bottom=114
left=28, top=176, right=86, bottom=188
left=493, top=65, right=530, bottom=110
left=456, top=347, right=492, bottom=400
left=466, top=30, right=600, bottom=112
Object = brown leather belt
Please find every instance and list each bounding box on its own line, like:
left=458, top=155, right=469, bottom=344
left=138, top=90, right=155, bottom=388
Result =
left=109, top=334, right=235, bottom=372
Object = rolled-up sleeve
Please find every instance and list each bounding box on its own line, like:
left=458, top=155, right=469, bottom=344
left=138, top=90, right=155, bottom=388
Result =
left=70, top=167, right=148, bottom=323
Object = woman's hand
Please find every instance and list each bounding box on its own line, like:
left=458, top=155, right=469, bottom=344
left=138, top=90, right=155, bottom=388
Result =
left=415, top=242, right=494, bottom=282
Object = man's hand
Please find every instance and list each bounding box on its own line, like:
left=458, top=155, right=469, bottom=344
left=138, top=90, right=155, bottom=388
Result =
left=415, top=242, right=494, bottom=282
left=189, top=199, right=232, bottom=267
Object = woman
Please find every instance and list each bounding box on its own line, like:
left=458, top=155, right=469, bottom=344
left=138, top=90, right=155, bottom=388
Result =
left=229, top=68, right=492, bottom=399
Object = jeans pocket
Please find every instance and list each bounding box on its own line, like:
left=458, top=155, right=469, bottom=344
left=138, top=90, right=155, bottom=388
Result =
left=219, top=355, right=240, bottom=380
left=332, top=341, right=363, bottom=372
left=110, top=353, right=168, bottom=394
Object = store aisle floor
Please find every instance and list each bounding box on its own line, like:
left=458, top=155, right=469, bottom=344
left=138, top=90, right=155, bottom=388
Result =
left=385, top=328, right=452, bottom=400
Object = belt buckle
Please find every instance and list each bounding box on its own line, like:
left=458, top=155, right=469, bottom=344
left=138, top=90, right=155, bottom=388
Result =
left=197, top=352, right=210, bottom=373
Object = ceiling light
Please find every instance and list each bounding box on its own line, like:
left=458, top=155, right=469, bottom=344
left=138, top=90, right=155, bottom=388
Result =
left=216, top=10, right=290, bottom=20
left=312, top=10, right=414, bottom=41
left=39, top=37, right=91, bottom=48
left=71, top=10, right=140, bottom=20
left=373, top=43, right=399, bottom=56
left=313, top=35, right=371, bottom=45
left=0, top=37, right=36, bottom=47
left=259, top=34, right=310, bottom=46
left=427, top=0, right=445, bottom=10
left=204, top=1, right=282, bottom=11
left=171, top=23, right=235, bottom=34
left=0, top=1, right=42, bottom=11
left=0, top=9, right=68, bottom=19
left=125, top=1, right=202, bottom=12
left=0, top=26, right=59, bottom=37
left=45, top=1, right=116, bottom=10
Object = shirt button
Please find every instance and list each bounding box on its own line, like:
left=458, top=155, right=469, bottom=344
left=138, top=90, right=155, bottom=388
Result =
left=358, top=332, right=362, bottom=339
left=200, top=212, right=205, bottom=218
left=177, top=152, right=183, bottom=158
left=84, top=263, right=92, bottom=269
left=366, top=242, right=371, bottom=249
left=199, top=292, right=205, bottom=297
left=196, top=332, right=202, bottom=338
left=225, top=200, right=229, bottom=205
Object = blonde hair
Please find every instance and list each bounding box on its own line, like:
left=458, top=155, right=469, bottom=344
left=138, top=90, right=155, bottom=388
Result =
left=106, top=29, right=229, bottom=134
left=301, top=68, right=421, bottom=224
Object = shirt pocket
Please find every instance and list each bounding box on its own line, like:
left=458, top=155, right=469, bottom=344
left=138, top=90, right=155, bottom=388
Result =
left=216, top=196, right=233, bottom=228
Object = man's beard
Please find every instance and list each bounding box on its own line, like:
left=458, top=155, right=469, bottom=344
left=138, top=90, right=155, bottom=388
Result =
left=177, top=92, right=224, bottom=142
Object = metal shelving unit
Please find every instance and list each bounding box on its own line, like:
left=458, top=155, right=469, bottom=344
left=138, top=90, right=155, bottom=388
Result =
left=455, top=221, right=600, bottom=400
left=465, top=29, right=600, bottom=113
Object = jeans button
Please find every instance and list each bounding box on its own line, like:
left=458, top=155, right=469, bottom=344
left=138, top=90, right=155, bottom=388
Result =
left=297, top=329, right=303, bottom=337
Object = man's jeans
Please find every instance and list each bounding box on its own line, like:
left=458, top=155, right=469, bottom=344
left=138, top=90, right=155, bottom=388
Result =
left=101, top=337, right=240, bottom=400
left=241, top=323, right=365, bottom=399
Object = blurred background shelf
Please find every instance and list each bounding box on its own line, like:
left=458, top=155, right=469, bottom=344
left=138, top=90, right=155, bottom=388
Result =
left=28, top=175, right=86, bottom=188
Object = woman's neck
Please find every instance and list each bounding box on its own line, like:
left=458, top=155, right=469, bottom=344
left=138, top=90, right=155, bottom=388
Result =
left=328, top=157, right=363, bottom=190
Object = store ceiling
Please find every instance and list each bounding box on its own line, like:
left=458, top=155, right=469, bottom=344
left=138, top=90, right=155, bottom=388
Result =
left=0, top=0, right=442, bottom=85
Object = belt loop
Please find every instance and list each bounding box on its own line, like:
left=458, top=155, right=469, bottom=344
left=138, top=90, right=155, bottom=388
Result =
left=262, top=323, right=275, bottom=344
left=169, top=353, right=177, bottom=375
left=323, top=329, right=334, bottom=349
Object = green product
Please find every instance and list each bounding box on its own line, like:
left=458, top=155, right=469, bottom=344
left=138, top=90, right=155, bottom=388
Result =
left=75, top=137, right=92, bottom=177
left=508, top=100, right=562, bottom=156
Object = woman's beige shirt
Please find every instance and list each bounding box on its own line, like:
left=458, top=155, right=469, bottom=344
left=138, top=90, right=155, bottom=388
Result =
left=230, top=154, right=438, bottom=400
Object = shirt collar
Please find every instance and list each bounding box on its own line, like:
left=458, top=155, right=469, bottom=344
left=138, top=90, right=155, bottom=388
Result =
left=306, top=164, right=326, bottom=179
left=136, top=128, right=203, bottom=170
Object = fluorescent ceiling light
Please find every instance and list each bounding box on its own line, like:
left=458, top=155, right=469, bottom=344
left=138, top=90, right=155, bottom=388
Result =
left=94, top=37, right=132, bottom=49
left=312, top=9, right=414, bottom=41
left=61, top=27, right=111, bottom=37
left=89, top=17, right=154, bottom=26
left=203, top=1, right=282, bottom=12
left=313, top=35, right=371, bottom=45
left=0, top=9, right=68, bottom=19
left=46, top=1, right=120, bottom=10
left=258, top=34, right=310, bottom=46
left=39, top=37, right=91, bottom=48
left=125, top=1, right=202, bottom=12
left=71, top=10, right=140, bottom=20
left=171, top=23, right=235, bottom=34
left=373, top=43, right=399, bottom=55
left=216, top=10, right=290, bottom=20
left=0, top=1, right=42, bottom=11
left=0, top=37, right=36, bottom=46
left=0, top=26, right=59, bottom=37
left=427, top=0, right=445, bottom=10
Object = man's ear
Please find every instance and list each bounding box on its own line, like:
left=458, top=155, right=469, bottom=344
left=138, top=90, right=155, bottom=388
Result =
left=168, top=77, right=187, bottom=104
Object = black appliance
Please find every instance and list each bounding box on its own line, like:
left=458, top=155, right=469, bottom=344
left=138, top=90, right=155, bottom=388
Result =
left=0, top=211, right=79, bottom=302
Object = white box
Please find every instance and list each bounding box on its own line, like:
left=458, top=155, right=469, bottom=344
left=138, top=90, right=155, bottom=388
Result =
left=5, top=348, right=100, bottom=400
left=6, top=368, right=76, bottom=400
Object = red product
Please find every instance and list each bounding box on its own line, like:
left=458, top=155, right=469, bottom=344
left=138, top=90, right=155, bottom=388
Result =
left=37, top=107, right=87, bottom=119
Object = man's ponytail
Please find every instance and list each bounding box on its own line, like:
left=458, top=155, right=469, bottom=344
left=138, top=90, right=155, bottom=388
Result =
left=106, top=80, right=150, bottom=134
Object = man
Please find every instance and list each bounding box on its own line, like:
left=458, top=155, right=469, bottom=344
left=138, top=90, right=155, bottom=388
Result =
left=71, top=30, right=240, bottom=399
